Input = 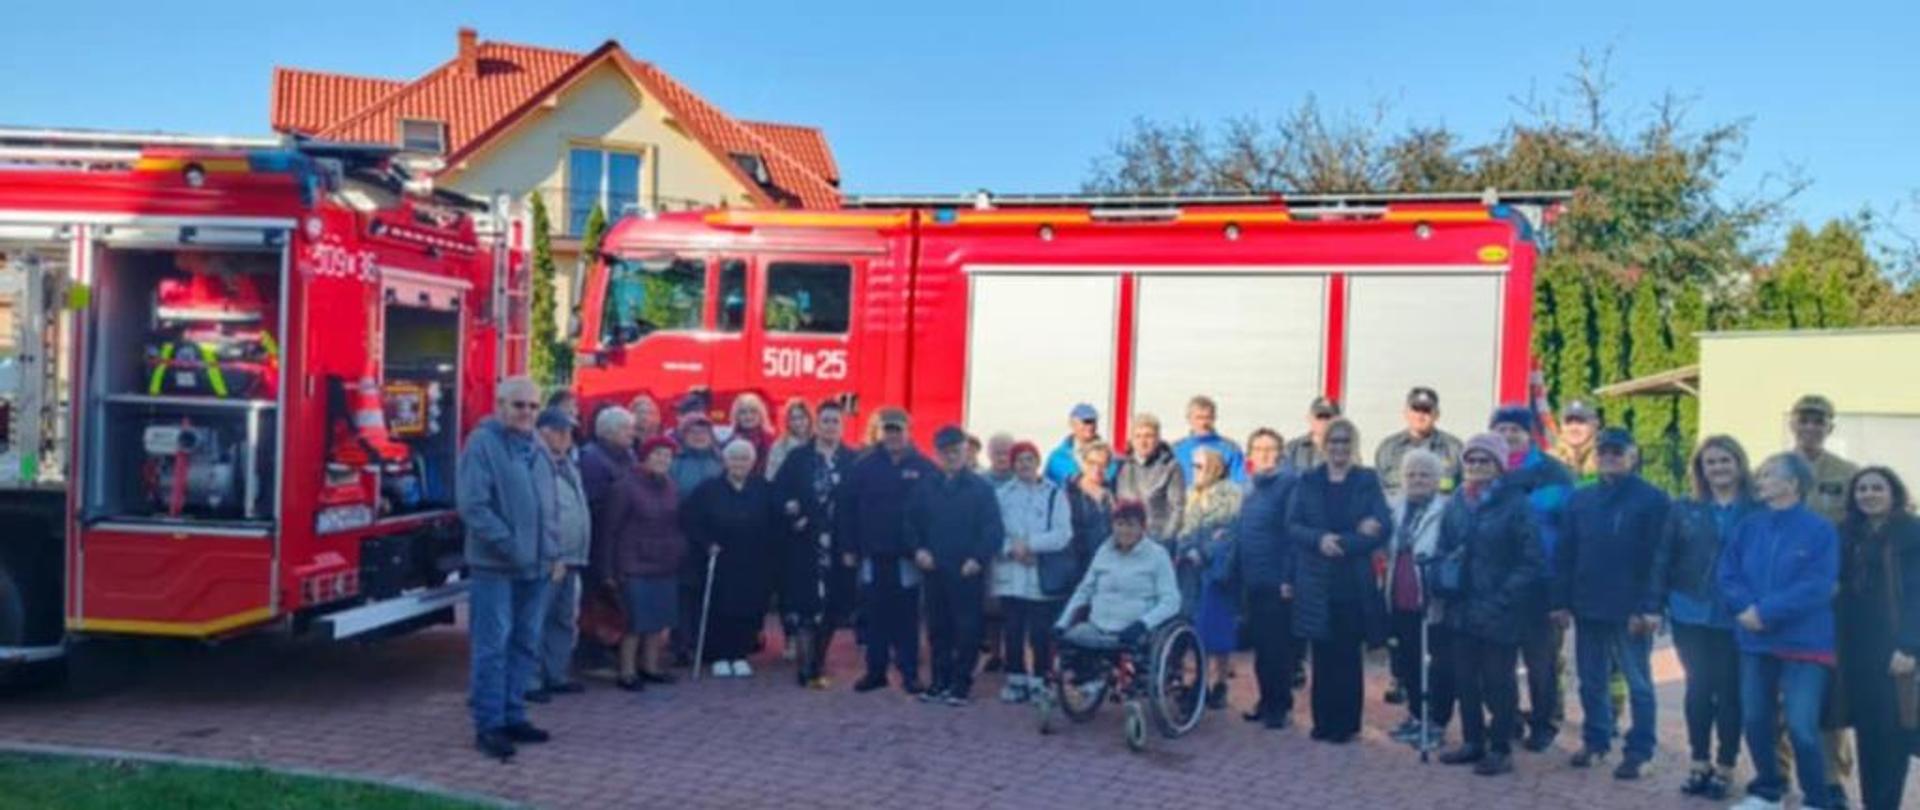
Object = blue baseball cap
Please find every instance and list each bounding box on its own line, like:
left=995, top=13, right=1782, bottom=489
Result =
left=1069, top=403, right=1099, bottom=422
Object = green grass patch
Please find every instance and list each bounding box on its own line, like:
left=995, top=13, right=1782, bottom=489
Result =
left=0, top=754, right=488, bottom=809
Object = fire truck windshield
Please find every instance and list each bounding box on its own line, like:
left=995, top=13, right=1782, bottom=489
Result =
left=603, top=255, right=705, bottom=344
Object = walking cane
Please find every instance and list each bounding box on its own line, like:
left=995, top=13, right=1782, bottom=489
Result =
left=1419, top=610, right=1433, bottom=763
left=693, top=546, right=720, bottom=681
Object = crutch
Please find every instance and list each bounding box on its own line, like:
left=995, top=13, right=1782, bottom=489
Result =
left=692, top=546, right=720, bottom=681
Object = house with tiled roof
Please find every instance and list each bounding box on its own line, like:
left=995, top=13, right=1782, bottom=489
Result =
left=270, top=28, right=840, bottom=243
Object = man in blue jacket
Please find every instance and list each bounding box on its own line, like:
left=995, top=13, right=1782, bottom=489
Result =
left=1550, top=428, right=1671, bottom=779
left=1173, top=395, right=1247, bottom=487
left=1717, top=452, right=1840, bottom=810
left=1046, top=402, right=1116, bottom=485
left=841, top=407, right=937, bottom=694
left=457, top=376, right=561, bottom=761
left=907, top=425, right=1006, bottom=706
left=1490, top=404, right=1573, bottom=752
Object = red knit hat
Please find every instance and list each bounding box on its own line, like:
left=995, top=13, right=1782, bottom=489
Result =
left=638, top=436, right=679, bottom=462
left=1008, top=440, right=1041, bottom=464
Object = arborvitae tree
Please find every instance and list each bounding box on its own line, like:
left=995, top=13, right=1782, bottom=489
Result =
left=528, top=193, right=557, bottom=386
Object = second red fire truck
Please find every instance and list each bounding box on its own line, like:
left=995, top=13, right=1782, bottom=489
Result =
left=573, top=193, right=1561, bottom=458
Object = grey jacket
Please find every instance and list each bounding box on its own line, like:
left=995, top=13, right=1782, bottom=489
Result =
left=1059, top=538, right=1181, bottom=633
left=548, top=449, right=592, bottom=568
left=458, top=417, right=559, bottom=578
left=1116, top=443, right=1186, bottom=542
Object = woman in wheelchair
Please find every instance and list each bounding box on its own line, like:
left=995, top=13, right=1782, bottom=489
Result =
left=1042, top=500, right=1208, bottom=747
left=1054, top=500, right=1181, bottom=651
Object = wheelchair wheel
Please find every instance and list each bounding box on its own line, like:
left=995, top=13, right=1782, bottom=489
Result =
left=1149, top=622, right=1208, bottom=739
left=1124, top=700, right=1149, bottom=752
left=1055, top=658, right=1107, bottom=724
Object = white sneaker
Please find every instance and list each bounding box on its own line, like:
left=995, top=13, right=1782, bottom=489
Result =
left=1727, top=797, right=1781, bottom=810
left=732, top=659, right=753, bottom=678
left=999, top=675, right=1029, bottom=703
left=711, top=661, right=731, bottom=678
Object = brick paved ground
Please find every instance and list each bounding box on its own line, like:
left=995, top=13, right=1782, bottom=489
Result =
left=2, top=623, right=1911, bottom=809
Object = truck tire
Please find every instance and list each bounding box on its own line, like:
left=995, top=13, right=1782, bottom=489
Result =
left=0, top=562, right=67, bottom=692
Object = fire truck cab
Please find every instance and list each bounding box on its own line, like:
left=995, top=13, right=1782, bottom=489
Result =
left=573, top=193, right=1558, bottom=458
left=0, top=129, right=526, bottom=680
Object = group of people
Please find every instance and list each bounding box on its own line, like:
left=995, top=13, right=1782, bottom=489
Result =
left=455, top=377, right=1920, bottom=810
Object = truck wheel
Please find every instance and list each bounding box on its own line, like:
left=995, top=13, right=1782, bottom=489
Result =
left=0, top=563, right=66, bottom=692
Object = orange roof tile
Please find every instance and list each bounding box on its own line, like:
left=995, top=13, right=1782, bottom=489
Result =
left=742, top=121, right=839, bottom=187
left=270, top=68, right=403, bottom=135
left=270, top=33, right=840, bottom=209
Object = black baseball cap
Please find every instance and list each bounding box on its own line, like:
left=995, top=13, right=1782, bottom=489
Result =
left=1407, top=387, right=1439, bottom=411
left=1310, top=396, right=1341, bottom=418
left=1596, top=427, right=1635, bottom=452
left=933, top=425, right=969, bottom=450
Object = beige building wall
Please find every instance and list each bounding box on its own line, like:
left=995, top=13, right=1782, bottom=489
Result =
left=1699, top=328, right=1920, bottom=486
left=433, top=59, right=761, bottom=338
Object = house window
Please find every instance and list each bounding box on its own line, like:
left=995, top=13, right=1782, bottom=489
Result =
left=601, top=256, right=705, bottom=344
left=398, top=119, right=446, bottom=154
left=567, top=147, right=643, bottom=235
left=716, top=260, right=748, bottom=333
left=765, top=262, right=851, bottom=334
left=730, top=153, right=771, bottom=186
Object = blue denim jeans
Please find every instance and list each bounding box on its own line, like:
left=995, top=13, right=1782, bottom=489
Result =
left=1574, top=619, right=1656, bottom=759
left=536, top=570, right=580, bottom=689
left=1740, top=653, right=1831, bottom=806
left=470, top=573, right=550, bottom=733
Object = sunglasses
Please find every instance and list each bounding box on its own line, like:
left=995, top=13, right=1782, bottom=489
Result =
left=881, top=424, right=905, bottom=433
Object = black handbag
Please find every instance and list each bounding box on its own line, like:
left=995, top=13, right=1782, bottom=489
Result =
left=1424, top=545, right=1467, bottom=600
left=1034, top=486, right=1080, bottom=597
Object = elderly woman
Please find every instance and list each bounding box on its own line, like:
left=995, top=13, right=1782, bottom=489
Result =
left=1065, top=440, right=1118, bottom=574
left=1717, top=453, right=1841, bottom=810
left=1658, top=436, right=1759, bottom=799
left=720, top=393, right=775, bottom=477
left=1116, top=413, right=1186, bottom=544
left=1237, top=427, right=1299, bottom=728
left=682, top=440, right=781, bottom=678
left=1286, top=417, right=1390, bottom=744
left=1054, top=501, right=1181, bottom=650
left=765, top=397, right=813, bottom=481
left=992, top=441, right=1073, bottom=703
left=1836, top=467, right=1920, bottom=810
left=1384, top=448, right=1452, bottom=748
left=1434, top=434, right=1541, bottom=776
left=596, top=437, right=686, bottom=691
left=629, top=393, right=662, bottom=444
left=1177, top=445, right=1243, bottom=709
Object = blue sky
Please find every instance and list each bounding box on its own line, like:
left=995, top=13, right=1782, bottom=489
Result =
left=3, top=1, right=1915, bottom=233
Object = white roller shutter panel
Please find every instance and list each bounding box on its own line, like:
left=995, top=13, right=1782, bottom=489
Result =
left=964, top=274, right=1118, bottom=448
left=1343, top=274, right=1504, bottom=463
left=1132, top=275, right=1327, bottom=446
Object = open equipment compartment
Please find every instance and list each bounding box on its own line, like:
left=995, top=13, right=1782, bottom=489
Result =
left=82, top=237, right=285, bottom=527
left=374, top=269, right=465, bottom=517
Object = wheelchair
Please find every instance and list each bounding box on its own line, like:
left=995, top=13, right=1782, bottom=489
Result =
left=1032, top=616, right=1208, bottom=751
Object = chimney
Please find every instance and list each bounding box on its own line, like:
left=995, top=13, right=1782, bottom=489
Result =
left=457, top=27, right=478, bottom=77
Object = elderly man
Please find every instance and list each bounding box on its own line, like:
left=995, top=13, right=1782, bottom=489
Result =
left=1551, top=428, right=1671, bottom=779
left=528, top=408, right=591, bottom=704
left=1046, top=403, right=1110, bottom=484
left=1489, top=404, right=1574, bottom=752
left=844, top=407, right=938, bottom=694
left=908, top=425, right=1006, bottom=706
left=1375, top=387, right=1464, bottom=498
left=1116, top=413, right=1185, bottom=543
left=457, top=376, right=561, bottom=761
left=1787, top=393, right=1859, bottom=808
left=1282, top=396, right=1340, bottom=473
left=983, top=432, right=1018, bottom=486
left=1173, top=395, right=1247, bottom=487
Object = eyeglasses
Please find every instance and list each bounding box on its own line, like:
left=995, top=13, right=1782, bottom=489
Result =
left=1463, top=455, right=1497, bottom=466
left=881, top=424, right=905, bottom=433
left=507, top=401, right=540, bottom=411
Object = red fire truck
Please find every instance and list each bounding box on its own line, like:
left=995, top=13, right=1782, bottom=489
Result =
left=0, top=129, right=527, bottom=682
left=573, top=193, right=1561, bottom=457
